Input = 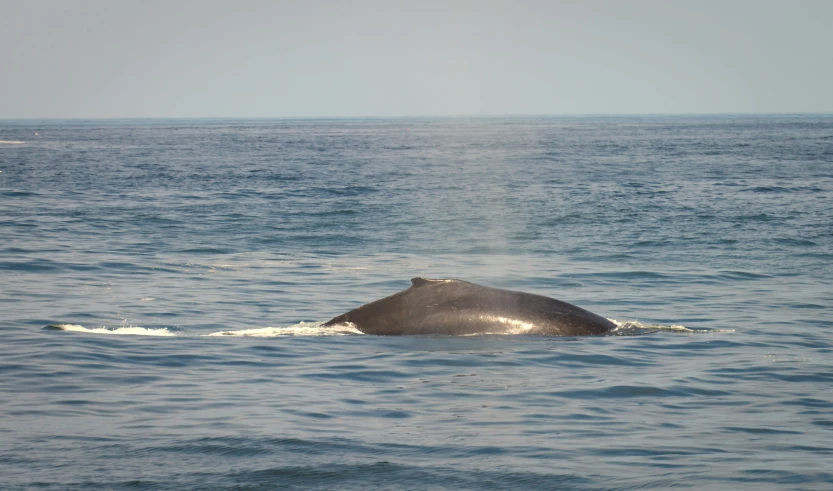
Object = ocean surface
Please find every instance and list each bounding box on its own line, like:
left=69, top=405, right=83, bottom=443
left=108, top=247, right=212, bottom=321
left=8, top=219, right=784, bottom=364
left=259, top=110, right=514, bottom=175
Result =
left=1, top=115, right=832, bottom=489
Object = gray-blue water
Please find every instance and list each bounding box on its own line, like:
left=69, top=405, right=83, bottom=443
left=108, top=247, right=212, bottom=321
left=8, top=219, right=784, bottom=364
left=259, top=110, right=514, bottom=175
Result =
left=1, top=116, right=832, bottom=489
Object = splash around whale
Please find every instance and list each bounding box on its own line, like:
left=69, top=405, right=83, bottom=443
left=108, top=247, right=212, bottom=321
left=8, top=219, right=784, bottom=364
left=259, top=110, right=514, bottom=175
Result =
left=323, top=278, right=616, bottom=336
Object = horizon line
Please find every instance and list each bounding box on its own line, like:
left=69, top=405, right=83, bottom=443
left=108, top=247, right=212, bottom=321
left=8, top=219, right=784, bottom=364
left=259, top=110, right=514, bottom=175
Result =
left=2, top=112, right=833, bottom=122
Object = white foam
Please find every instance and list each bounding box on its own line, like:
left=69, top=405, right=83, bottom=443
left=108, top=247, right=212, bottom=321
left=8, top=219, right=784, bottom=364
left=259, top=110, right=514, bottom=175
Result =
left=49, top=323, right=177, bottom=336
left=0, top=140, right=25, bottom=144
left=206, top=321, right=363, bottom=337
left=47, top=320, right=731, bottom=338
left=609, top=319, right=735, bottom=335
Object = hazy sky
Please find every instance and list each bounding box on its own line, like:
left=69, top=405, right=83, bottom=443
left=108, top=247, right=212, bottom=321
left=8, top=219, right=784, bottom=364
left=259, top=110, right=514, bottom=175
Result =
left=2, top=0, right=832, bottom=118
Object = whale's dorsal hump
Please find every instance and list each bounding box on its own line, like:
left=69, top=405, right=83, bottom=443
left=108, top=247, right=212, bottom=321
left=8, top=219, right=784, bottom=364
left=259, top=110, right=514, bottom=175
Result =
left=410, top=277, right=450, bottom=288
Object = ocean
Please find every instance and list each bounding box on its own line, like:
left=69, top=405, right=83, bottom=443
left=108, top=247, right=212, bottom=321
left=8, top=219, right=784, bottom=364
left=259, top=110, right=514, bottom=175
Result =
left=1, top=115, right=831, bottom=489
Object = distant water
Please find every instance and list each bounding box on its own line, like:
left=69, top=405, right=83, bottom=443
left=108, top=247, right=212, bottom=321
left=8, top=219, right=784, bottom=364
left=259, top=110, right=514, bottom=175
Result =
left=1, top=116, right=832, bottom=489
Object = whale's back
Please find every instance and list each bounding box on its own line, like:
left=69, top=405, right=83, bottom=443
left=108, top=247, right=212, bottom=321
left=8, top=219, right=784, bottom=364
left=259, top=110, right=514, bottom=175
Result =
left=324, top=278, right=614, bottom=336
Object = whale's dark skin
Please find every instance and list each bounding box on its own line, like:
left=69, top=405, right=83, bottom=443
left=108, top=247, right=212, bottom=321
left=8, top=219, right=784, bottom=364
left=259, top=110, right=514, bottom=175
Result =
left=323, top=278, right=615, bottom=336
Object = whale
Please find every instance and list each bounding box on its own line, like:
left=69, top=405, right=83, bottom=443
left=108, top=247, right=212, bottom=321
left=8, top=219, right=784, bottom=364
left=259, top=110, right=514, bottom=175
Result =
left=323, top=278, right=615, bottom=336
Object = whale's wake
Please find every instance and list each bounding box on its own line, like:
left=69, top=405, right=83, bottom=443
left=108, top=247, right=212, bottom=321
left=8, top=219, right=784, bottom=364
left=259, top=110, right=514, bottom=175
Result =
left=46, top=320, right=732, bottom=337
left=206, top=322, right=362, bottom=337
left=46, top=322, right=362, bottom=337
left=610, top=320, right=735, bottom=335
left=46, top=323, right=177, bottom=336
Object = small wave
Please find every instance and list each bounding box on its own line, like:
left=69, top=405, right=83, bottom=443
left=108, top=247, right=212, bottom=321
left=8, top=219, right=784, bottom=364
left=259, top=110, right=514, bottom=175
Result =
left=609, top=320, right=734, bottom=336
left=206, top=321, right=363, bottom=337
left=45, top=323, right=177, bottom=336
left=0, top=140, right=25, bottom=144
